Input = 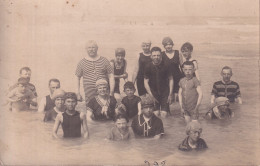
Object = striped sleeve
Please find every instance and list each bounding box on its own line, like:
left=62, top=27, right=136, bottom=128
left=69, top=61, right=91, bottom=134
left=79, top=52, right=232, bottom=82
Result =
left=104, top=57, right=113, bottom=74
left=235, top=83, right=241, bottom=97
left=75, top=60, right=83, bottom=77
left=211, top=83, right=217, bottom=96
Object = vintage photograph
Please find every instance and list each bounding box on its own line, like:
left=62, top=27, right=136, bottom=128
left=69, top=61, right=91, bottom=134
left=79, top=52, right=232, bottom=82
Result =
left=0, top=0, right=259, bottom=165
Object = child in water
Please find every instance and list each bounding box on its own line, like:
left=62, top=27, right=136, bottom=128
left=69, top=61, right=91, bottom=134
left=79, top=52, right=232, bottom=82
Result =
left=7, top=77, right=37, bottom=111
left=180, top=42, right=201, bottom=82
left=179, top=61, right=203, bottom=123
left=110, top=48, right=128, bottom=102
left=205, top=97, right=234, bottom=120
left=178, top=120, right=208, bottom=151
left=120, top=81, right=142, bottom=119
left=107, top=114, right=135, bottom=141
left=44, top=89, right=66, bottom=122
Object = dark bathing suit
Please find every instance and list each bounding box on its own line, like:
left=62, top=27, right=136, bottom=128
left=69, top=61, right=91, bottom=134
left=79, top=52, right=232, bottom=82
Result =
left=62, top=111, right=81, bottom=138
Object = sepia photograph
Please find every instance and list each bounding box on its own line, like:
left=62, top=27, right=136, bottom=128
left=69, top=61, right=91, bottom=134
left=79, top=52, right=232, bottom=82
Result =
left=0, top=0, right=259, bottom=165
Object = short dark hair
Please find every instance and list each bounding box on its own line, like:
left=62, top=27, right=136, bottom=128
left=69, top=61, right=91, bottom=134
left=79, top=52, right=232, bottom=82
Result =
left=49, top=78, right=60, bottom=86
left=221, top=66, right=232, bottom=74
left=124, top=81, right=135, bottom=91
left=181, top=42, right=193, bottom=52
left=182, top=61, right=194, bottom=68
left=17, top=77, right=29, bottom=85
left=114, top=113, right=129, bottom=123
left=19, top=67, right=31, bottom=74
left=151, top=47, right=162, bottom=53
left=64, top=92, right=77, bottom=101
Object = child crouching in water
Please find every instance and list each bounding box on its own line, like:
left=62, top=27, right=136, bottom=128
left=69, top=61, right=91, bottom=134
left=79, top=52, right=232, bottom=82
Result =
left=107, top=114, right=135, bottom=141
left=7, top=77, right=37, bottom=112
left=178, top=61, right=203, bottom=123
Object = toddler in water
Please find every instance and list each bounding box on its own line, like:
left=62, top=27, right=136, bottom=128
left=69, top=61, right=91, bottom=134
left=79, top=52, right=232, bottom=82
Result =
left=110, top=48, right=128, bottom=102
left=120, top=81, right=142, bottom=119
left=180, top=42, right=200, bottom=82
left=178, top=61, right=203, bottom=123
left=7, top=77, right=37, bottom=111
left=107, top=114, right=135, bottom=141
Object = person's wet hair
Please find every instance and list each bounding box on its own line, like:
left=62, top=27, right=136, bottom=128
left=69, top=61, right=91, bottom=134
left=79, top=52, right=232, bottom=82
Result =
left=181, top=42, right=193, bottom=52
left=221, top=66, right=233, bottom=74
left=162, top=37, right=174, bottom=46
left=182, top=61, right=195, bottom=68
left=124, top=81, right=135, bottom=91
left=114, top=113, right=129, bottom=123
left=48, top=78, right=60, bottom=86
left=151, top=47, right=162, bottom=53
left=19, top=67, right=31, bottom=74
left=64, top=92, right=77, bottom=101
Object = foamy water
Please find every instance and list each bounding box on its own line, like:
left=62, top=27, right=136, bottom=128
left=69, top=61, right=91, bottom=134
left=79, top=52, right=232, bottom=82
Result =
left=0, top=14, right=259, bottom=165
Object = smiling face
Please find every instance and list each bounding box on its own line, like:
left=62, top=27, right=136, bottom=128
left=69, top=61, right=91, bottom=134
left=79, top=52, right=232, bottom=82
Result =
left=183, top=64, right=194, bottom=79
left=115, top=54, right=125, bottom=63
left=164, top=43, right=173, bottom=52
left=181, top=49, right=192, bottom=60
left=55, top=97, right=65, bottom=109
left=115, top=118, right=128, bottom=132
left=189, top=130, right=201, bottom=142
left=221, top=69, right=232, bottom=83
left=97, top=84, right=108, bottom=96
left=141, top=43, right=151, bottom=54
left=151, top=51, right=162, bottom=65
left=64, top=98, right=77, bottom=111
left=124, top=88, right=135, bottom=98
left=142, top=106, right=154, bottom=118
left=86, top=42, right=98, bottom=57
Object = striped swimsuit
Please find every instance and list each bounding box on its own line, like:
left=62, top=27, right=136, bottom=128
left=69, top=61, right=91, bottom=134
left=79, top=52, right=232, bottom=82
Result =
left=75, top=57, right=113, bottom=103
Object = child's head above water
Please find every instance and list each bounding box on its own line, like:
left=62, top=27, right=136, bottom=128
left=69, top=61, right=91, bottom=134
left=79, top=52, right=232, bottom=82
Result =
left=17, top=77, right=29, bottom=93
left=115, top=48, right=125, bottom=63
left=186, top=120, right=202, bottom=142
left=52, top=89, right=66, bottom=109
left=123, top=81, right=136, bottom=98
left=114, top=114, right=129, bottom=131
left=182, top=61, right=195, bottom=79
left=181, top=42, right=193, bottom=60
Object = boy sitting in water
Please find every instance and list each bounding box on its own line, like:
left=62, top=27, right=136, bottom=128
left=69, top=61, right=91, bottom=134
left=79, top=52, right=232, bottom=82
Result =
left=178, top=61, right=203, bottom=123
left=7, top=77, right=37, bottom=111
left=211, top=66, right=242, bottom=104
left=107, top=114, right=135, bottom=141
left=120, top=81, right=141, bottom=119
left=205, top=97, right=234, bottom=120
left=110, top=48, right=128, bottom=102
left=44, top=89, right=66, bottom=122
left=178, top=120, right=208, bottom=151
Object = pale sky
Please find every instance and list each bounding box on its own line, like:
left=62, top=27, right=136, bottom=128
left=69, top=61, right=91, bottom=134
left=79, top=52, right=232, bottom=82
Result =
left=0, top=0, right=258, bottom=17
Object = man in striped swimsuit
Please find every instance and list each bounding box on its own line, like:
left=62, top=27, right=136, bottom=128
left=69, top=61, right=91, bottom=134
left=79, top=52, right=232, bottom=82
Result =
left=211, top=66, right=242, bottom=104
left=75, top=40, right=115, bottom=104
